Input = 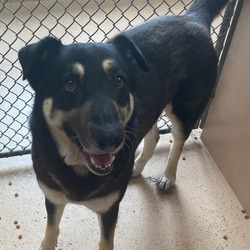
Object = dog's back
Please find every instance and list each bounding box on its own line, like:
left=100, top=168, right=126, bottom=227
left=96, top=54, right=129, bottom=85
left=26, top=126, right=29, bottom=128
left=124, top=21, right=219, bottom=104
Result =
left=117, top=1, right=220, bottom=143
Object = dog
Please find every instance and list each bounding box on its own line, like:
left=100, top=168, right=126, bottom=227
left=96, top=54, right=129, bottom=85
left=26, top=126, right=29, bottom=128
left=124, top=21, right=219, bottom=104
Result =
left=18, top=0, right=230, bottom=249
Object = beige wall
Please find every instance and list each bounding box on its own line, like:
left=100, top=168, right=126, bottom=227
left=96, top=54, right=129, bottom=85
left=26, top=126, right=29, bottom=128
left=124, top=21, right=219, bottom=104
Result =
left=202, top=1, right=250, bottom=213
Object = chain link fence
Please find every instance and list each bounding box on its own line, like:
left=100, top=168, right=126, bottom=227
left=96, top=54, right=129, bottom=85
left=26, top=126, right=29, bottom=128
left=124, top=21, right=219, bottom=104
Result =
left=0, top=0, right=239, bottom=157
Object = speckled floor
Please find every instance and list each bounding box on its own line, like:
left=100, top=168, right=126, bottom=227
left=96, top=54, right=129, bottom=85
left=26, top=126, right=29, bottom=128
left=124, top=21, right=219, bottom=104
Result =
left=0, top=130, right=250, bottom=250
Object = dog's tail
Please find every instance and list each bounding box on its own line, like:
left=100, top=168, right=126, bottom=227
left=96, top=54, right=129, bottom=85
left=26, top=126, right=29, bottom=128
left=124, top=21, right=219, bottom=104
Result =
left=186, top=0, right=230, bottom=27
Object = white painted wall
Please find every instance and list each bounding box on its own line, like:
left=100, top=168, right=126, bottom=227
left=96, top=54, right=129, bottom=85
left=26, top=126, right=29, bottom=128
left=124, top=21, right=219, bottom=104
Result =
left=202, top=0, right=250, bottom=213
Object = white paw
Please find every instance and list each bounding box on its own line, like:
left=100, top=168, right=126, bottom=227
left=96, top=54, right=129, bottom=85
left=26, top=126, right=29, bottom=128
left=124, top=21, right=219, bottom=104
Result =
left=132, top=160, right=145, bottom=177
left=158, top=176, right=176, bottom=191
left=132, top=166, right=143, bottom=177
left=40, top=236, right=58, bottom=250
left=40, top=244, right=55, bottom=250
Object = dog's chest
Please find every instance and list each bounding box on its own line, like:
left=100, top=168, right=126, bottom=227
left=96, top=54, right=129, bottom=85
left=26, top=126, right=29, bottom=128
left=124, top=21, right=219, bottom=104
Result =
left=39, top=180, right=120, bottom=214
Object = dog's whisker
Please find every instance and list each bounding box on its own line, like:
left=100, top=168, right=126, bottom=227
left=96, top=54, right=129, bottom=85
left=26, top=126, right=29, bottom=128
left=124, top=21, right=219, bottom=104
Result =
left=124, top=134, right=134, bottom=161
left=124, top=129, right=136, bottom=139
left=125, top=125, right=142, bottom=134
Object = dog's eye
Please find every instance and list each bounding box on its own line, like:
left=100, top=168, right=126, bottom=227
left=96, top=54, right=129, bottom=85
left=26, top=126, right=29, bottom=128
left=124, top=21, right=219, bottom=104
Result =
left=114, top=75, right=124, bottom=88
left=64, top=80, right=77, bottom=92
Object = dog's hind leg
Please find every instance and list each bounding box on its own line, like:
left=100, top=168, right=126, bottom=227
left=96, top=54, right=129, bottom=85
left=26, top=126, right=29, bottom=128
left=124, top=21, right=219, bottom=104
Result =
left=158, top=104, right=186, bottom=191
left=132, top=122, right=159, bottom=177
left=98, top=203, right=119, bottom=250
left=40, top=198, right=65, bottom=250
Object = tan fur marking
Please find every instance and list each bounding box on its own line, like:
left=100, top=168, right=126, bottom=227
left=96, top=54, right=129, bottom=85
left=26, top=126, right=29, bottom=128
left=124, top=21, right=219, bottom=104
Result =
left=102, top=59, right=114, bottom=74
left=42, top=98, right=88, bottom=172
left=72, top=62, right=85, bottom=78
left=39, top=181, right=120, bottom=214
left=119, top=93, right=134, bottom=123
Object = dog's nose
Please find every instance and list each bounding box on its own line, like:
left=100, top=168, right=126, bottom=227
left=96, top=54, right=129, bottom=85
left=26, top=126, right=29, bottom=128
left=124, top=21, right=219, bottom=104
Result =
left=90, top=122, right=124, bottom=151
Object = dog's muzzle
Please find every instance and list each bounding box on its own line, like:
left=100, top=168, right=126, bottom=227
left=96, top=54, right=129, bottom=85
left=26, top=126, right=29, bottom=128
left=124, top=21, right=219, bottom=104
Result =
left=84, top=121, right=124, bottom=176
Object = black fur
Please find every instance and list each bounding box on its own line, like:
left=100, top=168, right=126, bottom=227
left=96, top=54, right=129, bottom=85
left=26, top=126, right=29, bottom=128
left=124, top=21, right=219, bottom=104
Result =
left=18, top=0, right=230, bottom=249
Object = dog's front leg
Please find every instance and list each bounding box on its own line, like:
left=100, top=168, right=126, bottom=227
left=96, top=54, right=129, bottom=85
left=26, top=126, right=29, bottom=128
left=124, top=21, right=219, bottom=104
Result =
left=97, top=203, right=119, bottom=250
left=40, top=198, right=65, bottom=250
left=133, top=122, right=159, bottom=177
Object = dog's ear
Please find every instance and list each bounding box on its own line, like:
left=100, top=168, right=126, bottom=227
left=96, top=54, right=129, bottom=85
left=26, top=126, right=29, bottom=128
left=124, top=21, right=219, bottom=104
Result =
left=18, top=36, right=62, bottom=90
left=111, top=35, right=149, bottom=72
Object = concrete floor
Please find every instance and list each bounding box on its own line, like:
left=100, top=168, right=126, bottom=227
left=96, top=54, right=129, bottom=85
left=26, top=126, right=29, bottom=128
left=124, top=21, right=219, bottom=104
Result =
left=0, top=130, right=249, bottom=250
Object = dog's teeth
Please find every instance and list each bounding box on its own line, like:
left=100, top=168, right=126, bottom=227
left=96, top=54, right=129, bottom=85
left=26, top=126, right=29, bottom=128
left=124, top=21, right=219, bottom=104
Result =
left=90, top=155, right=114, bottom=169
left=92, top=164, right=111, bottom=170
left=90, top=158, right=96, bottom=166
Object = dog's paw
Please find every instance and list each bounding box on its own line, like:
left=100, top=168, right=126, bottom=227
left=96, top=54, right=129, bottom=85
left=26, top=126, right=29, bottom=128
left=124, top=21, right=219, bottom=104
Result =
left=132, top=166, right=143, bottom=177
left=40, top=239, right=57, bottom=250
left=158, top=175, right=176, bottom=191
left=132, top=160, right=145, bottom=177
left=40, top=245, right=55, bottom=250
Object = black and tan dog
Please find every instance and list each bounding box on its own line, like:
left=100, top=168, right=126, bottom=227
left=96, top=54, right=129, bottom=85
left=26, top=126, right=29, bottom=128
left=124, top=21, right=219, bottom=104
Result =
left=18, top=0, right=229, bottom=249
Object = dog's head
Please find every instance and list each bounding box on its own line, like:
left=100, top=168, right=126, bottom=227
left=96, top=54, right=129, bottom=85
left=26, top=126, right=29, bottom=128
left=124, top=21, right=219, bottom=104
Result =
left=19, top=36, right=148, bottom=176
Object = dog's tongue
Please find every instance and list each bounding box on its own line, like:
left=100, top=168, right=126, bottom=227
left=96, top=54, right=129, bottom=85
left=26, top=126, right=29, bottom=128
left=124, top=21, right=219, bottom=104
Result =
left=90, top=153, right=114, bottom=166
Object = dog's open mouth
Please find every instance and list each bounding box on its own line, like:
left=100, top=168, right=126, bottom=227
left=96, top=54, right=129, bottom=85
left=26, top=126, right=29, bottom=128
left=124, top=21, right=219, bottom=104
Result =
left=86, top=153, right=115, bottom=176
